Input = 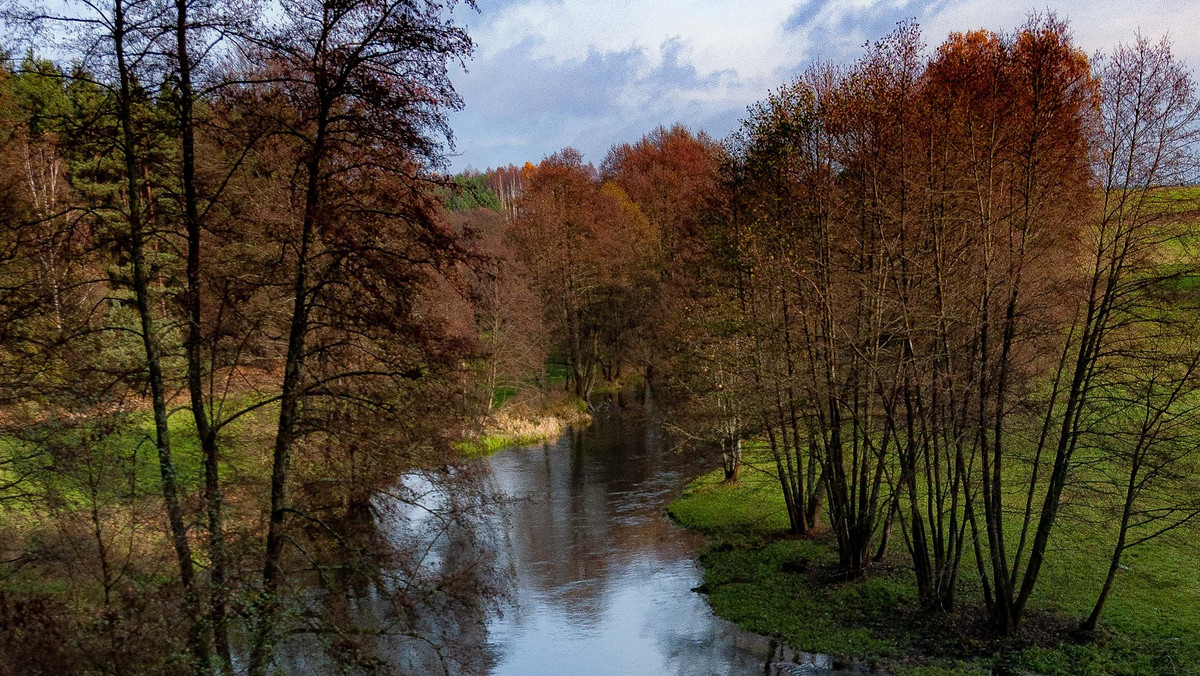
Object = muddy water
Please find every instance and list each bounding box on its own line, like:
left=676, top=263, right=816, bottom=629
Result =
left=479, top=402, right=827, bottom=675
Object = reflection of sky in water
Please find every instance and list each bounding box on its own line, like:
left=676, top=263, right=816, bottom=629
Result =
left=479, top=407, right=810, bottom=676
left=489, top=555, right=748, bottom=674
left=278, top=403, right=827, bottom=675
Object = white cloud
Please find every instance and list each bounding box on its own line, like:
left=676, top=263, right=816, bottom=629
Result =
left=467, top=0, right=801, bottom=78
left=448, top=0, right=1200, bottom=171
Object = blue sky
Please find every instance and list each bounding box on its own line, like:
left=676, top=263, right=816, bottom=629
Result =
left=444, top=0, right=1200, bottom=172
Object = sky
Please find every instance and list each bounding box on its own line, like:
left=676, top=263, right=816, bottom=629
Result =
left=443, top=0, right=1200, bottom=172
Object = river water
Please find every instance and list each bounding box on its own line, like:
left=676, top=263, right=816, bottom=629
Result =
left=477, top=401, right=821, bottom=676
left=276, top=400, right=837, bottom=674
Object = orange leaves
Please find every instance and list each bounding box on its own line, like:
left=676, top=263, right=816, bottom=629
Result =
left=520, top=160, right=538, bottom=185
left=510, top=148, right=654, bottom=293
left=602, top=125, right=720, bottom=262
left=929, top=30, right=1008, bottom=109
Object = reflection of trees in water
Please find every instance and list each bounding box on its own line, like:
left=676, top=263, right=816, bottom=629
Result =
left=265, top=397, right=786, bottom=675
left=270, top=461, right=511, bottom=675
left=504, top=409, right=694, bottom=558
left=491, top=402, right=714, bottom=623
left=266, top=400, right=690, bottom=674
left=479, top=400, right=813, bottom=675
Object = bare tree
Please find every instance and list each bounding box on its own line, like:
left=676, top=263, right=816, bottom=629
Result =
left=231, top=1, right=477, bottom=670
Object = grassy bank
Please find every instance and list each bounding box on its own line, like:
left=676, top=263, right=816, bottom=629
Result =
left=456, top=393, right=591, bottom=457
left=668, top=450, right=1200, bottom=675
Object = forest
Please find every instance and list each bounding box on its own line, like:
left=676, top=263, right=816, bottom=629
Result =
left=0, top=0, right=1197, bottom=674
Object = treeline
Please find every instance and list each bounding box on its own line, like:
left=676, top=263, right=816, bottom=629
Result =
left=451, top=130, right=719, bottom=406
left=0, top=0, right=496, bottom=674
left=457, top=15, right=1200, bottom=639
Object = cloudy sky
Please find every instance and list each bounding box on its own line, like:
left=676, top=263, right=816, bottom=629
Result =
left=444, top=0, right=1200, bottom=171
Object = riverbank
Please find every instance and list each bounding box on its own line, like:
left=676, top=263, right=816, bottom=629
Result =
left=456, top=393, right=592, bottom=457
left=668, top=451, right=1200, bottom=675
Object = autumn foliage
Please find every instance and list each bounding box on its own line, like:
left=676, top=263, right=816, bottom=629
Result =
left=1, top=3, right=1200, bottom=671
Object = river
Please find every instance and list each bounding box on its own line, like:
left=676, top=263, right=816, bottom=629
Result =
left=476, top=400, right=825, bottom=675
left=280, top=399, right=836, bottom=674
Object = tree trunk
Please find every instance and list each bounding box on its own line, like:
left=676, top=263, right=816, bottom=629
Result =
left=248, top=112, right=326, bottom=676
left=722, top=436, right=741, bottom=482
left=174, top=0, right=233, bottom=668
left=113, top=2, right=210, bottom=669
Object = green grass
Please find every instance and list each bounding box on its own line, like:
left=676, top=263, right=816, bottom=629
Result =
left=668, top=444, right=791, bottom=544
left=490, top=385, right=519, bottom=409
left=669, top=449, right=1200, bottom=675
left=114, top=402, right=274, bottom=492
left=546, top=361, right=569, bottom=385
left=454, top=429, right=553, bottom=458
left=0, top=399, right=276, bottom=516
left=1151, top=185, right=1200, bottom=213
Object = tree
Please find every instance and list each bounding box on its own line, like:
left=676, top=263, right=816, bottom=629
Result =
left=1076, top=33, right=1200, bottom=631
left=13, top=0, right=217, bottom=664
left=457, top=207, right=547, bottom=409
left=510, top=149, right=654, bottom=401
left=232, top=0, right=477, bottom=669
left=446, top=172, right=502, bottom=212
left=485, top=163, right=524, bottom=221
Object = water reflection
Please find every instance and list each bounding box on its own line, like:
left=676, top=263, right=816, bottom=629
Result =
left=277, top=401, right=842, bottom=674
left=482, top=403, right=820, bottom=676
left=271, top=463, right=506, bottom=675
